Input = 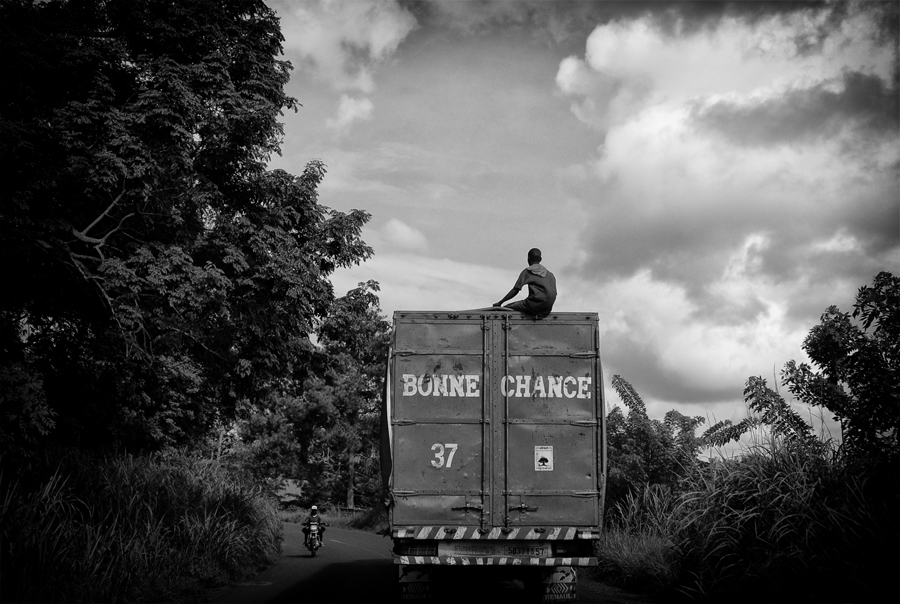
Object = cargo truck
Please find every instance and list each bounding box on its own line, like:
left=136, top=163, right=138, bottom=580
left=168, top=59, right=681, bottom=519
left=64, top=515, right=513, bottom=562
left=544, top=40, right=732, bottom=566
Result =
left=381, top=309, right=606, bottom=601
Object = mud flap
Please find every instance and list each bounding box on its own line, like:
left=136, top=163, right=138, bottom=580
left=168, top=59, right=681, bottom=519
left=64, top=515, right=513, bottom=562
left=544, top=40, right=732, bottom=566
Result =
left=398, top=565, right=432, bottom=600
left=540, top=566, right=577, bottom=602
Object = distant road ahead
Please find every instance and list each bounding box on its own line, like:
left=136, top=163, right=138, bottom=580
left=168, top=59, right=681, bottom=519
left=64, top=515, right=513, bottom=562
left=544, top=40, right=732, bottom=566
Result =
left=208, top=523, right=646, bottom=603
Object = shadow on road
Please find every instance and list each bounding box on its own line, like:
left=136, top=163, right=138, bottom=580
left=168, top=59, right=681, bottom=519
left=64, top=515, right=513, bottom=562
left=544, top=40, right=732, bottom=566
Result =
left=269, top=559, right=395, bottom=603
left=268, top=559, right=558, bottom=603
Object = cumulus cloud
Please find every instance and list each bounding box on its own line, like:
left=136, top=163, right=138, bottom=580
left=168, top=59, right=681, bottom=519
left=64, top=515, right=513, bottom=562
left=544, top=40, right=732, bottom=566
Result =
left=693, top=71, right=900, bottom=147
left=556, top=3, right=898, bottom=328
left=557, top=6, right=897, bottom=133
left=272, top=0, right=417, bottom=92
left=326, top=94, right=374, bottom=134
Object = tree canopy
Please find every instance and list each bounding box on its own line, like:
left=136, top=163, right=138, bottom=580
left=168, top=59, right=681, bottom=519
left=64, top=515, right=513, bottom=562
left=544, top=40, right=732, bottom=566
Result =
left=0, top=0, right=372, bottom=455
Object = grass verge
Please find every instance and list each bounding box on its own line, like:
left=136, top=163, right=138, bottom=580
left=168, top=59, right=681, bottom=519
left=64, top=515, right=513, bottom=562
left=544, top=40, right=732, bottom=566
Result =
left=0, top=450, right=282, bottom=603
left=595, top=443, right=899, bottom=602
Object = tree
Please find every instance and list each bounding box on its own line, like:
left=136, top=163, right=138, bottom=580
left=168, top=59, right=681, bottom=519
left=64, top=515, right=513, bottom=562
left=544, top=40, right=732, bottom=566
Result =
left=235, top=282, right=391, bottom=508
left=703, top=272, right=898, bottom=461
left=606, top=375, right=706, bottom=513
left=305, top=281, right=391, bottom=508
left=783, top=271, right=899, bottom=460
left=0, top=0, right=372, bottom=454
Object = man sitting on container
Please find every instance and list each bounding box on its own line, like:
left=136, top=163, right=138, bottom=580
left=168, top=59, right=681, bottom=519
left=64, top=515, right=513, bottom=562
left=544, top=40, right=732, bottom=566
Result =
left=303, top=505, right=326, bottom=547
left=494, top=248, right=557, bottom=317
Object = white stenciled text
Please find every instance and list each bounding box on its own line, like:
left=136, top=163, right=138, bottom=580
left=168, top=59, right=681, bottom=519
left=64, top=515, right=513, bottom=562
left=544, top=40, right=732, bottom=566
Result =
left=400, top=374, right=591, bottom=399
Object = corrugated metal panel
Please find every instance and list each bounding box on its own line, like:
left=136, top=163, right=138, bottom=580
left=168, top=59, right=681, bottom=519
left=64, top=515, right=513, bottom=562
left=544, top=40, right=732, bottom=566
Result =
left=387, top=311, right=605, bottom=533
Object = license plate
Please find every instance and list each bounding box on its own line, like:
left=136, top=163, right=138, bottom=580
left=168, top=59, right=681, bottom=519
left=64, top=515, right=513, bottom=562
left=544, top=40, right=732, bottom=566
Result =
left=437, top=541, right=550, bottom=557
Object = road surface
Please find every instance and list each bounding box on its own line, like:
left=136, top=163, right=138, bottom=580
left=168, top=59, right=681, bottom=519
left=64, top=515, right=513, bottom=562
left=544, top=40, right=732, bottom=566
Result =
left=207, top=523, right=647, bottom=603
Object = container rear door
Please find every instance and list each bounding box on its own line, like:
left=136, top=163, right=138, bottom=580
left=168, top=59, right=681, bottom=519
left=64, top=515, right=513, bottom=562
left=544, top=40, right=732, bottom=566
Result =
left=390, top=315, right=490, bottom=526
left=492, top=315, right=602, bottom=527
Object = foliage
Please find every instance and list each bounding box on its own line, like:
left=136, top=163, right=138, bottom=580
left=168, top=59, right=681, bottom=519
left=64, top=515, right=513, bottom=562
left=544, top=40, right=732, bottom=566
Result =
left=702, top=272, right=899, bottom=462
left=0, top=0, right=372, bottom=453
left=596, top=440, right=899, bottom=603
left=598, top=273, right=900, bottom=601
left=0, top=450, right=282, bottom=603
left=0, top=364, right=56, bottom=459
left=782, top=271, right=899, bottom=460
left=236, top=281, right=391, bottom=509
left=606, top=375, right=706, bottom=513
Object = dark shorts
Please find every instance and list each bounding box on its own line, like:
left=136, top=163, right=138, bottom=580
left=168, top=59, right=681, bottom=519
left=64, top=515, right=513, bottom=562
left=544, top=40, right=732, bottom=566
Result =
left=505, top=299, right=553, bottom=317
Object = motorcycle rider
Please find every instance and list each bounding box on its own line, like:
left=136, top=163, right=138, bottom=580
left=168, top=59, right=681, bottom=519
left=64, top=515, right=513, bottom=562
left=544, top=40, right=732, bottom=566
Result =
left=302, top=505, right=326, bottom=547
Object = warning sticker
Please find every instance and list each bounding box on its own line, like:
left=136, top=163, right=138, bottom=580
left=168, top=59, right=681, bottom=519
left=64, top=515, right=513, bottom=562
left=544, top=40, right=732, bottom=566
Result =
left=534, top=446, right=553, bottom=471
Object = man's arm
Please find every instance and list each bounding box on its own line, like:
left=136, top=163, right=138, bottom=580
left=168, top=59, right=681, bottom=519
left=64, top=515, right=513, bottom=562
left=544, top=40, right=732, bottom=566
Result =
left=494, top=286, right=520, bottom=307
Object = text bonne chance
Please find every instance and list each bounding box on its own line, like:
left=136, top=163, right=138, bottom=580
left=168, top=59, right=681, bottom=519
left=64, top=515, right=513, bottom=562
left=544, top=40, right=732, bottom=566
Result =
left=400, top=374, right=592, bottom=399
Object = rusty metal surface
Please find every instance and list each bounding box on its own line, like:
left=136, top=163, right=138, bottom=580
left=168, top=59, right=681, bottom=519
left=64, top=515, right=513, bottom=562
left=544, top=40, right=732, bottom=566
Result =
left=387, top=311, right=605, bottom=532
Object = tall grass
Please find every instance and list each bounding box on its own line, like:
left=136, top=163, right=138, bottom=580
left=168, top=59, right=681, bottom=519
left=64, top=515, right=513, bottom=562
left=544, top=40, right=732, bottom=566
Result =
left=596, top=442, right=900, bottom=602
left=0, top=450, right=282, bottom=603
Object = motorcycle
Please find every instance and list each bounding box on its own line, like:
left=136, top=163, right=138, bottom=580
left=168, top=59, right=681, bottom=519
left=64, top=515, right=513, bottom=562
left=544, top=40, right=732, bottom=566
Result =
left=305, top=521, right=321, bottom=557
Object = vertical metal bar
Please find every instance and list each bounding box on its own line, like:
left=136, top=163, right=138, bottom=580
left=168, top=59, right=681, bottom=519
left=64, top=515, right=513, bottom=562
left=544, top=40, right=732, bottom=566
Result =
left=503, top=313, right=510, bottom=529
left=480, top=314, right=488, bottom=532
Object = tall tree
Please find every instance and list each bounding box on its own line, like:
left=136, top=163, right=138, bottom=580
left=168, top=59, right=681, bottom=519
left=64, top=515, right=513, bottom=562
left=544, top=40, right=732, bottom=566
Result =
left=236, top=281, right=391, bottom=508
left=0, top=0, right=372, bottom=453
left=308, top=281, right=391, bottom=508
left=782, top=271, right=899, bottom=460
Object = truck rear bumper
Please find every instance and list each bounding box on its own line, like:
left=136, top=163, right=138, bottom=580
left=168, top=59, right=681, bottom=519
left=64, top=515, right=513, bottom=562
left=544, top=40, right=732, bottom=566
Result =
left=395, top=555, right=597, bottom=566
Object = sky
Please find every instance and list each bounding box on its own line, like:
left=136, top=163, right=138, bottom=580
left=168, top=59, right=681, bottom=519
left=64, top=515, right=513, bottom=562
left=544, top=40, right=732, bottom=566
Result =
left=266, top=0, right=899, bottom=433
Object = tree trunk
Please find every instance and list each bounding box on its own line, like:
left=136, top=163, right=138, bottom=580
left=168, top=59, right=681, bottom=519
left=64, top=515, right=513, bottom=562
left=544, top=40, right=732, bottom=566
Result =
left=346, top=455, right=356, bottom=510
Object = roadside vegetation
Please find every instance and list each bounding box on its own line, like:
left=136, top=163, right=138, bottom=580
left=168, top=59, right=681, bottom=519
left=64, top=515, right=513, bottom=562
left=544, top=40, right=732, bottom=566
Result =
left=1, top=451, right=281, bottom=603
left=1, top=1, right=386, bottom=602
left=595, top=272, right=899, bottom=603
left=281, top=504, right=389, bottom=534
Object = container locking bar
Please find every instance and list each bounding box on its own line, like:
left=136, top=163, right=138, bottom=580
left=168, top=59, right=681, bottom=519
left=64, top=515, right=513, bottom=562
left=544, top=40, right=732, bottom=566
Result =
left=508, top=502, right=539, bottom=512
left=451, top=503, right=484, bottom=512
left=503, top=313, right=511, bottom=529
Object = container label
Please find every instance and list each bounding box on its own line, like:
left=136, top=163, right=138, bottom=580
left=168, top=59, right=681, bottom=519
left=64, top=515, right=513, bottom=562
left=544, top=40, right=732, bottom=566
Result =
left=399, top=373, right=592, bottom=399
left=535, top=446, right=554, bottom=471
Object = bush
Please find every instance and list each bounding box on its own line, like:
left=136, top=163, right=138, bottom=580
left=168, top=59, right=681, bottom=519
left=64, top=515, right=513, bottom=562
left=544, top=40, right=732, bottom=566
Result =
left=0, top=450, right=282, bottom=603
left=595, top=441, right=900, bottom=602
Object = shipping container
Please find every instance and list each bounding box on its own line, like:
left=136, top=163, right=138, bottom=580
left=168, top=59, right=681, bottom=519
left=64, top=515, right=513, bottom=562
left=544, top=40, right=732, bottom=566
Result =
left=381, top=309, right=606, bottom=601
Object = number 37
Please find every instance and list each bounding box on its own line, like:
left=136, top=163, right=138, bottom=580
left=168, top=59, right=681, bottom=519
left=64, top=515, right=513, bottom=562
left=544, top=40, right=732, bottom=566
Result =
left=430, top=443, right=458, bottom=468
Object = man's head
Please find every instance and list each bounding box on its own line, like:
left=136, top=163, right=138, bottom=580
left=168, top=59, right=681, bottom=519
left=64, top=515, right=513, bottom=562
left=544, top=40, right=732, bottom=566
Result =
left=311, top=505, right=318, bottom=514
left=528, top=248, right=542, bottom=265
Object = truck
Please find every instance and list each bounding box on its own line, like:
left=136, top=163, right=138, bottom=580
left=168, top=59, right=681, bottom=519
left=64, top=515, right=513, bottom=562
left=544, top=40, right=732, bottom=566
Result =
left=381, top=309, right=606, bottom=601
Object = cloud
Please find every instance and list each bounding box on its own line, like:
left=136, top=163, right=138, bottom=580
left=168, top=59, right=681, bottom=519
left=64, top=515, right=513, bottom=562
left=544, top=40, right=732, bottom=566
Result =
left=557, top=6, right=898, bottom=133
left=382, top=218, right=428, bottom=253
left=329, top=252, right=511, bottom=314
left=693, top=71, right=900, bottom=147
left=555, top=3, right=899, bottom=327
left=326, top=94, right=374, bottom=134
left=272, top=0, right=418, bottom=93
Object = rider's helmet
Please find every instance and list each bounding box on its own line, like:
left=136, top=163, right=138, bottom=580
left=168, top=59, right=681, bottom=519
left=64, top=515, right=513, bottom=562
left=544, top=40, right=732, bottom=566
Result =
left=311, top=505, right=318, bottom=514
